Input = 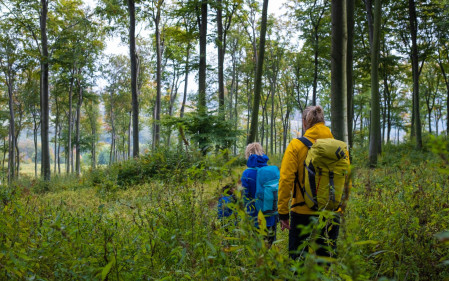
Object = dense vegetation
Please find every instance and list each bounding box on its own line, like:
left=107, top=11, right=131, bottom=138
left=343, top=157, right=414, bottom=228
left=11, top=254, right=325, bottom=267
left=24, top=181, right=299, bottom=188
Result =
left=1, top=140, right=448, bottom=280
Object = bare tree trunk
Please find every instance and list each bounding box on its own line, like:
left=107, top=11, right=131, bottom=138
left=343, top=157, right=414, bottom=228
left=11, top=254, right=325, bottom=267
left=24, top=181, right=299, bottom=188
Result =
left=347, top=0, right=355, bottom=151
left=67, top=70, right=74, bottom=174
left=33, top=113, right=38, bottom=177
left=217, top=0, right=225, bottom=116
left=270, top=75, right=276, bottom=155
left=369, top=0, right=381, bottom=167
left=248, top=0, right=269, bottom=144
left=198, top=0, right=208, bottom=115
left=54, top=97, right=59, bottom=174
left=128, top=0, right=140, bottom=156
left=40, top=0, right=50, bottom=180
left=330, top=0, right=348, bottom=142
left=234, top=69, right=239, bottom=155
left=58, top=122, right=61, bottom=174
left=128, top=111, right=131, bottom=159
left=7, top=83, right=15, bottom=182
left=153, top=3, right=162, bottom=148
left=75, top=75, right=83, bottom=176
left=180, top=47, right=190, bottom=118
left=409, top=0, right=422, bottom=149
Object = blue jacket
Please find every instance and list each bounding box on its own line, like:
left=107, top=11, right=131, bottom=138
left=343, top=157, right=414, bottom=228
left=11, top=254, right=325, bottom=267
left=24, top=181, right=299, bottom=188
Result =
left=241, top=154, right=276, bottom=227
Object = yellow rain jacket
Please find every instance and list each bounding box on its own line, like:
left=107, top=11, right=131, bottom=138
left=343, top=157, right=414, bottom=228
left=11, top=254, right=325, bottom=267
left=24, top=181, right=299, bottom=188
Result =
left=278, top=122, right=336, bottom=220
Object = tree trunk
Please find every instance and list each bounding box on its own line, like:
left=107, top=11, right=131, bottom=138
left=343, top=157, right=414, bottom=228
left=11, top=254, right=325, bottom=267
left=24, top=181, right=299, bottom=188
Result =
left=234, top=68, right=239, bottom=155
left=330, top=0, right=348, bottom=142
left=154, top=5, right=162, bottom=148
left=2, top=139, right=6, bottom=183
left=270, top=75, right=275, bottom=156
left=54, top=97, right=59, bottom=175
left=75, top=76, right=83, bottom=176
left=312, top=29, right=319, bottom=106
left=58, top=123, right=61, bottom=173
left=347, top=0, right=355, bottom=151
left=92, top=113, right=97, bottom=169
left=67, top=70, right=74, bottom=174
left=7, top=84, right=15, bottom=182
left=217, top=0, right=225, bottom=116
left=40, top=0, right=50, bottom=180
left=408, top=0, right=422, bottom=149
left=180, top=47, right=190, bottom=118
left=368, top=0, right=381, bottom=167
left=248, top=0, right=269, bottom=144
left=128, top=111, right=131, bottom=159
left=128, top=0, right=140, bottom=156
left=198, top=0, right=208, bottom=115
left=33, top=114, right=38, bottom=177
left=364, top=0, right=374, bottom=46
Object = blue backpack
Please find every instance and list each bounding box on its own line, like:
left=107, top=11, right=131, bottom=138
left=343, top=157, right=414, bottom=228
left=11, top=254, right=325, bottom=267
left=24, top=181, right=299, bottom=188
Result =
left=253, top=166, right=280, bottom=216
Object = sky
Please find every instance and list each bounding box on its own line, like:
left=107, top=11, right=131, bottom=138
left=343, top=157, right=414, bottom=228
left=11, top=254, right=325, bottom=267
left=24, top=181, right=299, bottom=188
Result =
left=84, top=0, right=289, bottom=57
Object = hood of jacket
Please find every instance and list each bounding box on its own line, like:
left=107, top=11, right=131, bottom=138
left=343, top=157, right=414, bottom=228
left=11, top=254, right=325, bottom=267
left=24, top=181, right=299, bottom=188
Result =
left=304, top=122, right=333, bottom=140
left=246, top=154, right=269, bottom=168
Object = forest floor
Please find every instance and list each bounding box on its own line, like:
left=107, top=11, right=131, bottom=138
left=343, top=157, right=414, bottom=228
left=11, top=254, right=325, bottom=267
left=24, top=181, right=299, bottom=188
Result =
left=1, top=142, right=449, bottom=280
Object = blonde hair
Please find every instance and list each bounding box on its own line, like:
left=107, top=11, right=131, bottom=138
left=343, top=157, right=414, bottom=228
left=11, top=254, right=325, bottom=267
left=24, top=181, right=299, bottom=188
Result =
left=303, top=105, right=325, bottom=130
left=245, top=142, right=264, bottom=159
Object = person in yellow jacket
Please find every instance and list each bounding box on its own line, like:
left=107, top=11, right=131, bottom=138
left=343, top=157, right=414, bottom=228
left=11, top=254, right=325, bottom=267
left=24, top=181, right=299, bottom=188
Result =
left=278, top=105, right=344, bottom=260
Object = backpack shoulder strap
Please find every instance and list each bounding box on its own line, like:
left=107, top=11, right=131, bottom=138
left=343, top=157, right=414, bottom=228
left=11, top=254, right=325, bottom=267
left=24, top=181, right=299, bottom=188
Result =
left=297, top=137, right=313, bottom=149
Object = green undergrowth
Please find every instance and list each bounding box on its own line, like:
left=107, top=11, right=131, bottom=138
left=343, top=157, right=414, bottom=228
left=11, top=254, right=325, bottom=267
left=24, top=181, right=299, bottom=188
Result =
left=1, top=141, right=449, bottom=280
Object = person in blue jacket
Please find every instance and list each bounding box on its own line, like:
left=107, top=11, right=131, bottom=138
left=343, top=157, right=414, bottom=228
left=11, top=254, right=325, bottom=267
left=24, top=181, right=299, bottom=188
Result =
left=241, top=142, right=277, bottom=245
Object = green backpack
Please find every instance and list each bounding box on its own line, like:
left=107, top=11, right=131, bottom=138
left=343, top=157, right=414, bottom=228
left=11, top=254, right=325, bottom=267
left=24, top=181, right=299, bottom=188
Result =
left=298, top=137, right=350, bottom=211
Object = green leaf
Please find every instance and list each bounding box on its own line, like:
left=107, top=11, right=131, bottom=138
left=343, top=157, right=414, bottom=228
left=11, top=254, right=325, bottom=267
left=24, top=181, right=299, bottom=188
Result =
left=354, top=240, right=379, bottom=245
left=257, top=210, right=267, bottom=236
left=101, top=257, right=115, bottom=281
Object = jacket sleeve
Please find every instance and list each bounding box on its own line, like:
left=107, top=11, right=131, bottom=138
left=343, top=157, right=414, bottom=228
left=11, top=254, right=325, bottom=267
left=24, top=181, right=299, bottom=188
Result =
left=278, top=140, right=299, bottom=221
left=241, top=170, right=250, bottom=199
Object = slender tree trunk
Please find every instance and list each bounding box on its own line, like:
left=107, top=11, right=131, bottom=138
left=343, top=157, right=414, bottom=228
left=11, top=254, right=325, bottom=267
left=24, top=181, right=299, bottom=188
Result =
left=217, top=0, right=225, bottom=116
left=385, top=76, right=392, bottom=143
left=270, top=76, right=275, bottom=155
left=2, top=138, right=6, bottom=183
left=369, top=0, right=381, bottom=167
left=180, top=47, right=190, bottom=118
left=234, top=69, right=238, bottom=155
left=33, top=115, right=38, bottom=177
left=248, top=0, right=269, bottom=144
left=154, top=6, right=162, bottom=148
left=40, top=0, right=50, bottom=180
left=128, top=0, right=140, bottom=156
left=7, top=84, right=15, bottom=182
left=198, top=0, right=208, bottom=115
left=347, top=0, right=355, bottom=151
left=409, top=0, right=422, bottom=149
left=246, top=78, right=251, bottom=142
left=67, top=71, right=74, bottom=174
left=58, top=123, right=61, bottom=174
left=196, top=0, right=208, bottom=153
left=128, top=111, right=131, bottom=159
left=92, top=114, right=96, bottom=169
left=330, top=0, right=348, bottom=142
left=364, top=0, right=374, bottom=46
left=54, top=97, right=59, bottom=175
left=75, top=77, right=83, bottom=176
left=312, top=29, right=319, bottom=106
left=438, top=60, right=449, bottom=136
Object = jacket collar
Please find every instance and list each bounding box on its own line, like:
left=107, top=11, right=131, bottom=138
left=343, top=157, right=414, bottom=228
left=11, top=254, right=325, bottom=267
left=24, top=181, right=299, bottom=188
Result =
left=304, top=122, right=333, bottom=140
